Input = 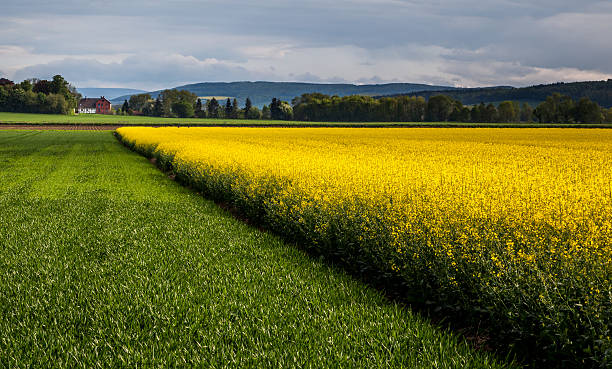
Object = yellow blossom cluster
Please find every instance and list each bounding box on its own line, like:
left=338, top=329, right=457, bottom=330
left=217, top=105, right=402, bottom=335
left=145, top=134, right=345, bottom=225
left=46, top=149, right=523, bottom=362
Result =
left=117, top=126, right=612, bottom=360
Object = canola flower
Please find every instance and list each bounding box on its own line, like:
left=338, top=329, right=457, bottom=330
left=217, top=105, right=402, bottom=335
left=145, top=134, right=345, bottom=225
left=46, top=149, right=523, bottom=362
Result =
left=117, top=126, right=612, bottom=365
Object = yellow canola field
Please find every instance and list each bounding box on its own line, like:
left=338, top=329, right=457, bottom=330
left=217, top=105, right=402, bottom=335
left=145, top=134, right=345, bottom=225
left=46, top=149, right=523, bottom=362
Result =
left=117, top=126, right=612, bottom=359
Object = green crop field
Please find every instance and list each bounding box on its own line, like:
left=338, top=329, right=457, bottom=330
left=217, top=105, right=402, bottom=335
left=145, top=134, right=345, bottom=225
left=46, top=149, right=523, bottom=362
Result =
left=0, top=130, right=512, bottom=368
left=2, top=112, right=612, bottom=128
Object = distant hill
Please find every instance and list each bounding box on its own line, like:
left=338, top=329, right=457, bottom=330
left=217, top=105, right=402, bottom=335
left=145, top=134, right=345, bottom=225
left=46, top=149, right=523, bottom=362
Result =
left=110, top=81, right=457, bottom=107
left=389, top=80, right=612, bottom=108
left=78, top=88, right=147, bottom=100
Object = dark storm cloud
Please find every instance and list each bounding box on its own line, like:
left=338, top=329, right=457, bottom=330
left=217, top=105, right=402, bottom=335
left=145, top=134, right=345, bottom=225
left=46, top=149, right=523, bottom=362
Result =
left=1, top=0, right=611, bottom=88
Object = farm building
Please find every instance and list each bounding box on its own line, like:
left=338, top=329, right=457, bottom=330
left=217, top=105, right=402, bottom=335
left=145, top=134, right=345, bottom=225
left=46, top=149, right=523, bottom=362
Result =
left=78, top=96, right=112, bottom=114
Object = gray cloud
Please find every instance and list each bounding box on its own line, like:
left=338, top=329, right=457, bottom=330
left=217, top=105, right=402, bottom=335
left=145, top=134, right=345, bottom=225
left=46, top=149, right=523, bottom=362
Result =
left=11, top=54, right=275, bottom=90
left=1, top=0, right=611, bottom=88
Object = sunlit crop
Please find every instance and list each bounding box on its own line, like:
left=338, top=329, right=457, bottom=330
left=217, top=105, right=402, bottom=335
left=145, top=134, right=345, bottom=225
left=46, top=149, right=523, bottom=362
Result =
left=117, top=126, right=612, bottom=366
left=1, top=131, right=513, bottom=368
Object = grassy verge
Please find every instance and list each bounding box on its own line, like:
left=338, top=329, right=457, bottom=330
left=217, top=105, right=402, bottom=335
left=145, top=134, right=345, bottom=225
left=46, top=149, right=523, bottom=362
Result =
left=1, top=111, right=611, bottom=128
left=0, top=130, right=513, bottom=368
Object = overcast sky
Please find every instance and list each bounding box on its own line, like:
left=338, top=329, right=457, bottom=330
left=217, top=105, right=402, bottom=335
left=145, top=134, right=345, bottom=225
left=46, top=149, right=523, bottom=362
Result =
left=2, top=0, right=611, bottom=90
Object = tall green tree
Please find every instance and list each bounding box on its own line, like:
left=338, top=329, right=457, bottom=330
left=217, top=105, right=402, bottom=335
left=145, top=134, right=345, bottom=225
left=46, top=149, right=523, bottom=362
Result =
left=122, top=100, right=130, bottom=114
left=33, top=80, right=52, bottom=95
left=534, top=93, right=574, bottom=123
left=129, top=93, right=152, bottom=112
left=558, top=95, right=576, bottom=123
left=482, top=103, right=498, bottom=123
left=246, top=106, right=262, bottom=119
left=425, top=95, right=454, bottom=121
left=270, top=98, right=281, bottom=119
left=195, top=98, right=206, bottom=118
left=497, top=101, right=519, bottom=123
left=448, top=100, right=470, bottom=122
left=51, top=75, right=69, bottom=96
left=244, top=97, right=252, bottom=118
left=520, top=103, right=534, bottom=122
left=574, top=97, right=601, bottom=123
left=171, top=101, right=195, bottom=118
left=278, top=101, right=293, bottom=120
left=207, top=97, right=219, bottom=118
left=18, top=80, right=33, bottom=92
left=225, top=98, right=232, bottom=117
left=470, top=103, right=484, bottom=122
left=158, top=89, right=197, bottom=117
left=231, top=98, right=239, bottom=119
left=261, top=105, right=271, bottom=119
left=152, top=97, right=164, bottom=116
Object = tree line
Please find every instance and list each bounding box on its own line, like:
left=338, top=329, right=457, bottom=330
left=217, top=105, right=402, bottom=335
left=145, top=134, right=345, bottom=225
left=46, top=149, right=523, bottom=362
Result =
left=0, top=76, right=80, bottom=114
left=291, top=92, right=612, bottom=123
left=121, top=89, right=612, bottom=123
left=121, top=90, right=294, bottom=120
left=3, top=74, right=610, bottom=124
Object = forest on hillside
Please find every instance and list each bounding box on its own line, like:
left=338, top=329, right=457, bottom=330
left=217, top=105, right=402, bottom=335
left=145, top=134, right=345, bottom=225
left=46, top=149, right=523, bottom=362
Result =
left=389, top=80, right=612, bottom=108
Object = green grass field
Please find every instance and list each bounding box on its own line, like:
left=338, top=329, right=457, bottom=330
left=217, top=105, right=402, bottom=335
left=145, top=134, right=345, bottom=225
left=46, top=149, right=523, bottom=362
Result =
left=1, top=111, right=611, bottom=128
left=0, top=130, right=513, bottom=368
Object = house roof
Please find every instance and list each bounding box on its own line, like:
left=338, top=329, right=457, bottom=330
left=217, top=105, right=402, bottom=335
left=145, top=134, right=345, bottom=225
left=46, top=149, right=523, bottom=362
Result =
left=78, top=98, right=98, bottom=109
left=78, top=96, right=111, bottom=108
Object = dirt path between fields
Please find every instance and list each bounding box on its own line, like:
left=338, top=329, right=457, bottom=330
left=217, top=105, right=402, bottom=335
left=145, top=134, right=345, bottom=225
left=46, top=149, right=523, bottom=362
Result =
left=0, top=124, right=123, bottom=130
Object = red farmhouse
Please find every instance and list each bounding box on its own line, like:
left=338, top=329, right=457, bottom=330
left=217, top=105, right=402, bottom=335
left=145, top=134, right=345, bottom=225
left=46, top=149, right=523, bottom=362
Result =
left=78, top=96, right=112, bottom=114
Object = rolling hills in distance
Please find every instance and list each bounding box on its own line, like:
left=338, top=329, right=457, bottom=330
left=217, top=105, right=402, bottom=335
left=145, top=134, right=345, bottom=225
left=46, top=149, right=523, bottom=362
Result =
left=390, top=80, right=612, bottom=108
left=109, top=81, right=458, bottom=107
left=101, top=80, right=612, bottom=108
left=77, top=88, right=148, bottom=100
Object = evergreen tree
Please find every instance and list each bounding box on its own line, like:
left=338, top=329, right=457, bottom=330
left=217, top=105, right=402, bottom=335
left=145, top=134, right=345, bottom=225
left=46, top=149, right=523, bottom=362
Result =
left=231, top=98, right=239, bottom=119
left=195, top=98, right=205, bottom=118
left=225, top=98, right=232, bottom=117
left=122, top=100, right=129, bottom=114
left=244, top=97, right=252, bottom=118
left=207, top=97, right=219, bottom=118
left=270, top=98, right=281, bottom=119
